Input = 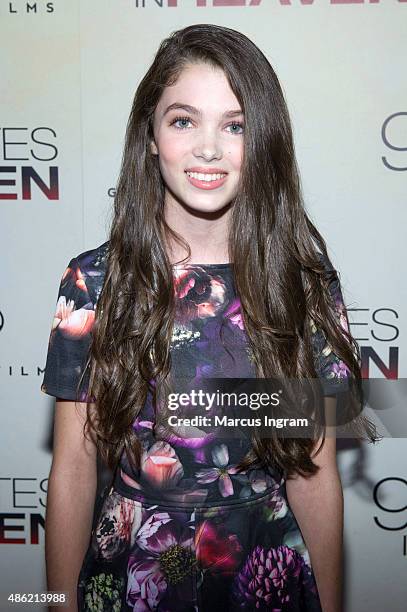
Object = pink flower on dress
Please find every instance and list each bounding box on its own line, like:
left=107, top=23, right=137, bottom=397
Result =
left=120, top=441, right=209, bottom=505
left=93, top=491, right=142, bottom=561
left=195, top=444, right=239, bottom=497
left=195, top=520, right=242, bottom=574
left=140, top=441, right=184, bottom=489
left=127, top=560, right=167, bottom=611
left=53, top=295, right=94, bottom=339
left=50, top=262, right=94, bottom=339
left=62, top=260, right=87, bottom=293
left=225, top=298, right=245, bottom=330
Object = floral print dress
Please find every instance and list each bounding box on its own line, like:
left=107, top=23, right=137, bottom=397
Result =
left=41, top=242, right=351, bottom=612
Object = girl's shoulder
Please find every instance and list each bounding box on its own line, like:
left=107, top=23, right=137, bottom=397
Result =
left=75, top=240, right=109, bottom=268
left=316, top=250, right=336, bottom=273
left=71, top=240, right=110, bottom=305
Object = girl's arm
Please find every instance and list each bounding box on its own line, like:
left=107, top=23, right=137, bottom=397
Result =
left=45, top=400, right=98, bottom=612
left=285, top=396, right=343, bottom=612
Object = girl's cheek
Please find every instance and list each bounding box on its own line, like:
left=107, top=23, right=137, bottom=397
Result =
left=160, top=137, right=187, bottom=160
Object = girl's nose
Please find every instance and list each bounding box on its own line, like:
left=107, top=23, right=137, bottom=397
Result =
left=193, top=130, right=222, bottom=161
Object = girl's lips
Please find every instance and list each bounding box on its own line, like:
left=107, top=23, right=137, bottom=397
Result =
left=185, top=173, right=227, bottom=190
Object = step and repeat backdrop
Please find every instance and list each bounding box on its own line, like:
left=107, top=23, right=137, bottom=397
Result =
left=1, top=1, right=406, bottom=611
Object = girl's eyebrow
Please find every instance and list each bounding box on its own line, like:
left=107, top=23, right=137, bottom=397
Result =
left=163, top=102, right=244, bottom=118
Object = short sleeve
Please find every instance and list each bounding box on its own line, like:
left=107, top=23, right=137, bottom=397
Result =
left=41, top=257, right=95, bottom=401
left=310, top=256, right=352, bottom=396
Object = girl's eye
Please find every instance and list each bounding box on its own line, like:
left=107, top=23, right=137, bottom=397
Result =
left=169, top=116, right=244, bottom=134
left=226, top=122, right=244, bottom=135
left=170, top=116, right=192, bottom=130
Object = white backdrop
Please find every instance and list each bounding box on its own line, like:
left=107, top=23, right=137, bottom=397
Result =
left=1, top=1, right=406, bottom=610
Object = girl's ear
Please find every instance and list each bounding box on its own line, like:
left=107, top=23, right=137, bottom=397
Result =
left=150, top=140, right=158, bottom=156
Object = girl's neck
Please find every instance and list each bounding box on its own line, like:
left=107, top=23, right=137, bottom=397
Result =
left=163, top=195, right=232, bottom=265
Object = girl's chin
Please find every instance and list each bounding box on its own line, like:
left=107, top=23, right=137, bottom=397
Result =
left=181, top=198, right=233, bottom=215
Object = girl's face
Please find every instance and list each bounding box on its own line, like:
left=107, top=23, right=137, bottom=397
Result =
left=150, top=62, right=244, bottom=215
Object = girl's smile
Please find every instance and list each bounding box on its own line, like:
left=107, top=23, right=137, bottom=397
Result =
left=185, top=169, right=228, bottom=190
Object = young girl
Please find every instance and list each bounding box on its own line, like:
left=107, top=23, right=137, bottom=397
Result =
left=41, top=24, right=379, bottom=612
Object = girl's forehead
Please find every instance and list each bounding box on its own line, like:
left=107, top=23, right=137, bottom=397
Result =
left=155, top=65, right=241, bottom=116
left=171, top=61, right=232, bottom=88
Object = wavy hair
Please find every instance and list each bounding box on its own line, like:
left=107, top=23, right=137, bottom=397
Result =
left=79, top=24, right=380, bottom=481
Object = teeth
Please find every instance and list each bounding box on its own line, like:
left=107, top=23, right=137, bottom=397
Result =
left=186, top=172, right=226, bottom=181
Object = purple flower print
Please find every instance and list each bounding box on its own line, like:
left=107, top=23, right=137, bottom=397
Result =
left=320, top=342, right=351, bottom=381
left=127, top=560, right=167, bottom=610
left=233, top=544, right=317, bottom=611
left=224, top=298, right=245, bottom=331
left=263, top=490, right=288, bottom=521
left=126, top=511, right=196, bottom=611
left=195, top=444, right=239, bottom=497
left=234, top=469, right=281, bottom=500
left=330, top=359, right=351, bottom=379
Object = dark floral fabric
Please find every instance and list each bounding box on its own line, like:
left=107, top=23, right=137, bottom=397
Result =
left=41, top=242, right=351, bottom=611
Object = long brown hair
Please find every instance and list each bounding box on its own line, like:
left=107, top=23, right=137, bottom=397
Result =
left=79, top=24, right=380, bottom=481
